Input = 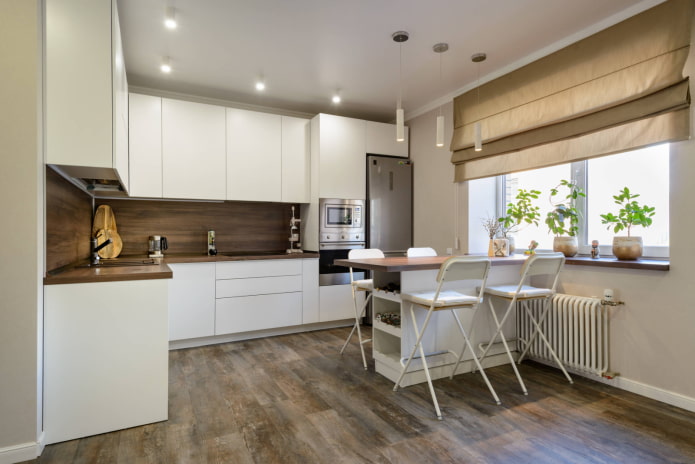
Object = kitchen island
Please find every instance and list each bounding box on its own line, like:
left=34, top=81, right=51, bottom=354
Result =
left=335, top=254, right=524, bottom=387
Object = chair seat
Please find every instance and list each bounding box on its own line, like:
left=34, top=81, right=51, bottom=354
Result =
left=484, top=284, right=553, bottom=299
left=403, top=289, right=479, bottom=308
left=352, top=278, right=374, bottom=291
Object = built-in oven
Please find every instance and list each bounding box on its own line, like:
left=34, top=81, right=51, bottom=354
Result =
left=318, top=198, right=366, bottom=286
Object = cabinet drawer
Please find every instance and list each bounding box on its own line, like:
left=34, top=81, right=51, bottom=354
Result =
left=216, top=259, right=301, bottom=279
left=215, top=293, right=302, bottom=334
left=216, top=275, right=301, bottom=298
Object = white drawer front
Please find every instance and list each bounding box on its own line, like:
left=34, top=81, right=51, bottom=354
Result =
left=216, top=275, right=302, bottom=298
left=216, top=259, right=302, bottom=279
left=215, top=292, right=302, bottom=334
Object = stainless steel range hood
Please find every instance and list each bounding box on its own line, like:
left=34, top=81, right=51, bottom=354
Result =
left=49, top=164, right=129, bottom=197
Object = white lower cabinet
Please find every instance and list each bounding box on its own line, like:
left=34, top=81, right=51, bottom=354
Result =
left=44, top=279, right=169, bottom=444
left=319, top=284, right=361, bottom=322
left=168, top=263, right=216, bottom=341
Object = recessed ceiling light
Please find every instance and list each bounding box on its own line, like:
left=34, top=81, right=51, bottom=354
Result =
left=255, top=80, right=266, bottom=91
left=160, top=57, right=172, bottom=73
left=332, top=94, right=341, bottom=104
left=164, top=7, right=177, bottom=29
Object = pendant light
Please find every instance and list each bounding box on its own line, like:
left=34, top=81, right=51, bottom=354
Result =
left=392, top=31, right=409, bottom=142
left=433, top=43, right=449, bottom=147
left=472, top=53, right=486, bottom=151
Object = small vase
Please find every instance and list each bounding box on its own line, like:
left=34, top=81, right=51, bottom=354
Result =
left=612, top=236, right=643, bottom=260
left=488, top=239, right=494, bottom=257
left=493, top=238, right=509, bottom=257
left=506, top=236, right=515, bottom=255
left=553, top=236, right=578, bottom=257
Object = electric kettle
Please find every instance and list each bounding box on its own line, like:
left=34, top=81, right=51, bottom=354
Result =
left=148, top=235, right=168, bottom=258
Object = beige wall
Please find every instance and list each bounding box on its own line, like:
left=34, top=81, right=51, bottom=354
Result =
left=408, top=18, right=695, bottom=408
left=0, top=0, right=44, bottom=456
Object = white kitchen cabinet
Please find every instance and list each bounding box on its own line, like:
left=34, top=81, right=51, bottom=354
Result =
left=319, top=284, right=360, bottom=322
left=168, top=263, right=216, bottom=341
left=129, top=94, right=162, bottom=198
left=282, top=116, right=311, bottom=203
left=365, top=120, right=409, bottom=158
left=302, top=259, right=319, bottom=323
left=162, top=98, right=226, bottom=200
left=313, top=114, right=367, bottom=200
left=44, top=279, right=168, bottom=444
left=226, top=108, right=282, bottom=202
left=46, top=0, right=129, bottom=191
left=215, top=260, right=303, bottom=335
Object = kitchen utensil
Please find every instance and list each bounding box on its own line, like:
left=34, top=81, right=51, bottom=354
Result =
left=95, top=228, right=123, bottom=258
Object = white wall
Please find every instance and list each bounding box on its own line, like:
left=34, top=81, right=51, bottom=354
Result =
left=0, top=0, right=44, bottom=460
left=408, top=14, right=695, bottom=410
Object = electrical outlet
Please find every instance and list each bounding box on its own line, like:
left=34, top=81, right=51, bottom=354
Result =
left=446, top=248, right=453, bottom=255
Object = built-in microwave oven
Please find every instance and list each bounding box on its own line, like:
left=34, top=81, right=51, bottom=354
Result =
left=319, top=198, right=365, bottom=246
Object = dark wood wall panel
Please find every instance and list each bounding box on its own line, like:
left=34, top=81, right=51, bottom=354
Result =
left=46, top=167, right=93, bottom=271
left=96, top=199, right=296, bottom=256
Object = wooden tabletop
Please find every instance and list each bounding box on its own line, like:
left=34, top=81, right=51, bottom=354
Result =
left=334, top=254, right=528, bottom=272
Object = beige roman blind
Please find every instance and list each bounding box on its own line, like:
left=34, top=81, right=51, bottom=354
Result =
left=451, top=0, right=693, bottom=182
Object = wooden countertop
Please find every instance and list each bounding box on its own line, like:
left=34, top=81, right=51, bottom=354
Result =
left=44, top=251, right=319, bottom=285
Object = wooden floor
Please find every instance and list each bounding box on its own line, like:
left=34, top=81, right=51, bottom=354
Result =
left=29, top=326, right=695, bottom=464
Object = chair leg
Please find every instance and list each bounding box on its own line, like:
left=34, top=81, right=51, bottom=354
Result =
left=450, top=310, right=501, bottom=405
left=517, top=299, right=547, bottom=362
left=521, top=301, right=573, bottom=384
left=340, top=290, right=372, bottom=370
left=476, top=298, right=528, bottom=395
left=449, top=307, right=480, bottom=379
left=393, top=304, right=442, bottom=420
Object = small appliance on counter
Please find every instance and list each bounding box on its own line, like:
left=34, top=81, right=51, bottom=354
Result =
left=287, top=205, right=303, bottom=254
left=148, top=235, right=168, bottom=258
left=207, top=229, right=217, bottom=255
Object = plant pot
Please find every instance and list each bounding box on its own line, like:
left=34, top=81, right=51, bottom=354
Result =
left=487, top=239, right=494, bottom=257
left=493, top=238, right=509, bottom=257
left=553, top=236, right=578, bottom=257
left=612, top=236, right=643, bottom=260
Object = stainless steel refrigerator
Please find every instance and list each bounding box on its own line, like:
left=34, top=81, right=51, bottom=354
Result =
left=367, top=155, right=413, bottom=256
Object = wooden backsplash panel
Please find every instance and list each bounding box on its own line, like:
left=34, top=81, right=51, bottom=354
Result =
left=46, top=167, right=92, bottom=271
left=96, top=199, right=297, bottom=255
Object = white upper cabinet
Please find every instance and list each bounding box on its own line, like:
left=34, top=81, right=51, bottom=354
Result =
left=162, top=98, right=226, bottom=200
left=314, top=114, right=367, bottom=200
left=365, top=121, right=409, bottom=158
left=281, top=116, right=311, bottom=203
left=226, top=109, right=282, bottom=202
left=46, top=0, right=129, bottom=191
left=128, top=94, right=162, bottom=198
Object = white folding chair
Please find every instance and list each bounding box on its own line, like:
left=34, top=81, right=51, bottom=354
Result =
left=340, top=248, right=385, bottom=370
left=406, top=247, right=437, bottom=257
left=393, top=256, right=500, bottom=420
left=477, top=252, right=573, bottom=395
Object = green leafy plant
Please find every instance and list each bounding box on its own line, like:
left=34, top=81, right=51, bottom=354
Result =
left=498, top=189, right=541, bottom=237
left=600, top=187, right=655, bottom=237
left=545, top=180, right=585, bottom=237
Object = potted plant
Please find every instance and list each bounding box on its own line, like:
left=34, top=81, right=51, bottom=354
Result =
left=482, top=216, right=503, bottom=257
left=545, top=179, right=585, bottom=257
left=600, top=187, right=655, bottom=260
left=498, top=189, right=541, bottom=254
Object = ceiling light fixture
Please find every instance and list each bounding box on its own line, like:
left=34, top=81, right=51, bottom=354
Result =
left=472, top=52, right=487, bottom=152
left=433, top=42, right=449, bottom=148
left=392, top=31, right=409, bottom=142
left=332, top=93, right=341, bottom=104
left=160, top=56, right=172, bottom=73
left=255, top=80, right=265, bottom=91
left=164, top=7, right=177, bottom=29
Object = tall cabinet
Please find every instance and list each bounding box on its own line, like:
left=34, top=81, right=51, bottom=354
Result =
left=45, top=0, right=129, bottom=191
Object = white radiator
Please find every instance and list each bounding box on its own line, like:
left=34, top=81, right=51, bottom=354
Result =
left=517, top=294, right=609, bottom=377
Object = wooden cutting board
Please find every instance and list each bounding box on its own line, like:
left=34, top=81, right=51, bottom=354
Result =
left=92, top=205, right=118, bottom=235
left=93, top=205, right=123, bottom=258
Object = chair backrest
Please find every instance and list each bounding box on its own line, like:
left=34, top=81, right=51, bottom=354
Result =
left=348, top=248, right=384, bottom=260
left=407, top=247, right=437, bottom=257
left=436, top=256, right=491, bottom=284
left=519, top=252, right=565, bottom=291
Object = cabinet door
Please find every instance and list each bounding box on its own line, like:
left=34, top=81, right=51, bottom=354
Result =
left=281, top=116, right=310, bottom=203
left=162, top=99, right=226, bottom=200
left=129, top=94, right=162, bottom=198
left=302, top=259, right=319, bottom=323
left=320, top=284, right=361, bottom=322
left=365, top=120, right=409, bottom=158
left=168, top=263, right=216, bottom=341
left=317, top=114, right=367, bottom=200
left=112, top=2, right=129, bottom=192
left=226, top=108, right=281, bottom=201
left=216, top=293, right=302, bottom=334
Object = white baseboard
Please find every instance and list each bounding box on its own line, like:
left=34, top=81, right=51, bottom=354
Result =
left=594, top=375, right=695, bottom=413
left=0, top=439, right=41, bottom=464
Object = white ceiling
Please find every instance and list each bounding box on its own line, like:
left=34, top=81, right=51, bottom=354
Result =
left=118, top=0, right=664, bottom=122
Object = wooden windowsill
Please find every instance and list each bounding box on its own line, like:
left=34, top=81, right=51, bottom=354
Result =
left=563, top=255, right=669, bottom=271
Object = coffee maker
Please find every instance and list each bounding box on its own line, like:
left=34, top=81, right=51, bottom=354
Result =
left=148, top=235, right=168, bottom=258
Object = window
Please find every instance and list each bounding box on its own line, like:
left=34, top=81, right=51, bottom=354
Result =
left=498, top=144, right=669, bottom=258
